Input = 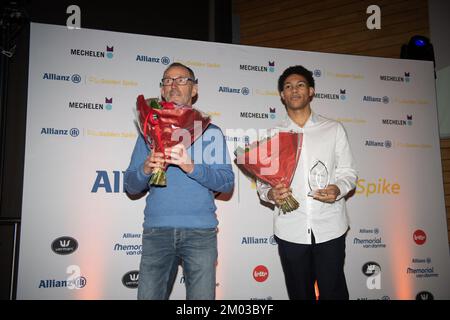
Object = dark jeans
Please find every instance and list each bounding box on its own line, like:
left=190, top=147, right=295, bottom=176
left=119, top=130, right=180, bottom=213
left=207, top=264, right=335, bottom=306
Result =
left=275, top=232, right=349, bottom=300
left=138, top=227, right=217, bottom=300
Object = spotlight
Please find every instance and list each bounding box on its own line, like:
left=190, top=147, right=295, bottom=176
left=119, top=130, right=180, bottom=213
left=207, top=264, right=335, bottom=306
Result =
left=414, top=38, right=426, bottom=47
left=401, top=35, right=435, bottom=62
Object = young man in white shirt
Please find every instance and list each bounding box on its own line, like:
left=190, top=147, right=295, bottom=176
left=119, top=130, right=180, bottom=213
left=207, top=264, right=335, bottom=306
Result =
left=257, top=65, right=357, bottom=300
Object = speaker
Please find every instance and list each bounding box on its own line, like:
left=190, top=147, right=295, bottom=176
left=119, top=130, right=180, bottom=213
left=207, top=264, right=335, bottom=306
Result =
left=400, top=35, right=435, bottom=62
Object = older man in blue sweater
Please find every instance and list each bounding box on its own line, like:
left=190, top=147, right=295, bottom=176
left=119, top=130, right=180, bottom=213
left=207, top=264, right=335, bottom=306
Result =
left=125, top=63, right=234, bottom=300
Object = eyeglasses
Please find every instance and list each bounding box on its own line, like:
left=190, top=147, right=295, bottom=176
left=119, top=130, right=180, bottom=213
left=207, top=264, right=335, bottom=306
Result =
left=160, top=77, right=197, bottom=86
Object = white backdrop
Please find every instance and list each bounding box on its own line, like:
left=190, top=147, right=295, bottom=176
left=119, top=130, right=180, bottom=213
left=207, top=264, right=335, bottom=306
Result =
left=17, top=23, right=450, bottom=300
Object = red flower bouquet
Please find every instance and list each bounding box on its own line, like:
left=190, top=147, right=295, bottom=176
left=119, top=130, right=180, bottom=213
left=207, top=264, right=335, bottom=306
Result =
left=235, top=131, right=303, bottom=214
left=136, top=94, right=211, bottom=186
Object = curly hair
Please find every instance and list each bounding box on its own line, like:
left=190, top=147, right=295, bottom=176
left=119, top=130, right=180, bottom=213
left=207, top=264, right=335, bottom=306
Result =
left=278, top=65, right=315, bottom=92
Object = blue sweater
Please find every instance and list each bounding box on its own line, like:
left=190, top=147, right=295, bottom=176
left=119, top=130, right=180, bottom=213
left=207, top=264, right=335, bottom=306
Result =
left=124, top=124, right=234, bottom=229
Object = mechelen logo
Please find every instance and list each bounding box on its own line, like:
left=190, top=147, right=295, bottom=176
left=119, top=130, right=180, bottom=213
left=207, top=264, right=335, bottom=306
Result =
left=70, top=45, right=114, bottom=59
left=240, top=107, right=276, bottom=120
left=218, top=86, right=250, bottom=95
left=382, top=115, right=413, bottom=126
left=413, top=229, right=427, bottom=245
left=69, top=97, right=113, bottom=111
left=353, top=228, right=386, bottom=249
left=240, top=61, right=275, bottom=73
left=91, top=170, right=125, bottom=193
left=380, top=72, right=411, bottom=83
left=43, top=73, right=82, bottom=83
left=315, top=89, right=347, bottom=101
left=363, top=95, right=389, bottom=104
left=253, top=265, right=269, bottom=282
left=241, top=235, right=277, bottom=245
left=136, top=55, right=170, bottom=65
left=122, top=271, right=139, bottom=289
left=51, top=236, right=78, bottom=255
left=365, top=139, right=392, bottom=148
left=41, top=127, right=80, bottom=137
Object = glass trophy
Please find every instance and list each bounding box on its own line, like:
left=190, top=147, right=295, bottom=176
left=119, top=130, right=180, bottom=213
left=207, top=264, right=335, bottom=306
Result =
left=307, top=160, right=329, bottom=196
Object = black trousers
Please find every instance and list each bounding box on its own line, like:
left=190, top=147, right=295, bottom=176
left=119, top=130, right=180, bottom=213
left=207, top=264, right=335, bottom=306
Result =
left=275, top=232, right=349, bottom=300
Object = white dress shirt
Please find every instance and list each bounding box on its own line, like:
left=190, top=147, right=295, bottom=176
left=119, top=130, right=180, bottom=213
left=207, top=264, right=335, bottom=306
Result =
left=257, top=111, right=357, bottom=244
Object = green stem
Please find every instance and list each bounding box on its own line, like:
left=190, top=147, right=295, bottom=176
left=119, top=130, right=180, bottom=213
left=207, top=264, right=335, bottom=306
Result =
left=149, top=168, right=167, bottom=186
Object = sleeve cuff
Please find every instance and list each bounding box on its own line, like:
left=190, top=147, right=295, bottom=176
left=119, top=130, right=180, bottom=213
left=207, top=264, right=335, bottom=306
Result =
left=138, top=163, right=152, bottom=181
left=257, top=180, right=276, bottom=205
left=334, top=181, right=346, bottom=201
left=187, top=164, right=202, bottom=179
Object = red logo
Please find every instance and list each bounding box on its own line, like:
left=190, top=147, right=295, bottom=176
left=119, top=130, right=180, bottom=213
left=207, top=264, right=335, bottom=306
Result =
left=413, top=230, right=426, bottom=245
left=253, top=265, right=269, bottom=282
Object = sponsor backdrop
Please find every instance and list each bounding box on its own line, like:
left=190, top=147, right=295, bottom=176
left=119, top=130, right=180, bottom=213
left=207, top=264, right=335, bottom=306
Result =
left=17, top=23, right=449, bottom=300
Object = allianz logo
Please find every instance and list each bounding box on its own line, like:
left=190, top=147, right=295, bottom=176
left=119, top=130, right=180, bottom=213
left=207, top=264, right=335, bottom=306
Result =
left=218, top=86, right=250, bottom=95
left=43, top=73, right=81, bottom=83
left=241, top=236, right=277, bottom=245
left=41, top=127, right=80, bottom=137
left=363, top=95, right=389, bottom=104
left=250, top=296, right=273, bottom=300
left=38, top=277, right=87, bottom=289
left=359, top=228, right=380, bottom=234
left=365, top=140, right=392, bottom=148
left=136, top=55, right=170, bottom=65
left=51, top=236, right=78, bottom=255
left=357, top=296, right=390, bottom=300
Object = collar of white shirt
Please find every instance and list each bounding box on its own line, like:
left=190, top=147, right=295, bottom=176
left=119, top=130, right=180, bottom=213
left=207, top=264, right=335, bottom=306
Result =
left=279, top=110, right=321, bottom=130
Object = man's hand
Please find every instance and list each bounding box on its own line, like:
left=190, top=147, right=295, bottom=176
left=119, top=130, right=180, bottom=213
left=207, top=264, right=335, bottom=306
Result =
left=164, top=143, right=194, bottom=174
left=143, top=151, right=165, bottom=175
left=313, top=184, right=341, bottom=203
left=268, top=183, right=292, bottom=206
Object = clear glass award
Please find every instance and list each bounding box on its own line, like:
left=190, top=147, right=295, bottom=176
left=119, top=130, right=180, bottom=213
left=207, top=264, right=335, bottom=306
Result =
left=307, top=160, right=329, bottom=196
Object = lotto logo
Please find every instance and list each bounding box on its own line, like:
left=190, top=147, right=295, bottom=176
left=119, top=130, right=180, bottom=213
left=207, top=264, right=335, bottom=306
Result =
left=253, top=265, right=269, bottom=282
left=413, top=230, right=426, bottom=245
